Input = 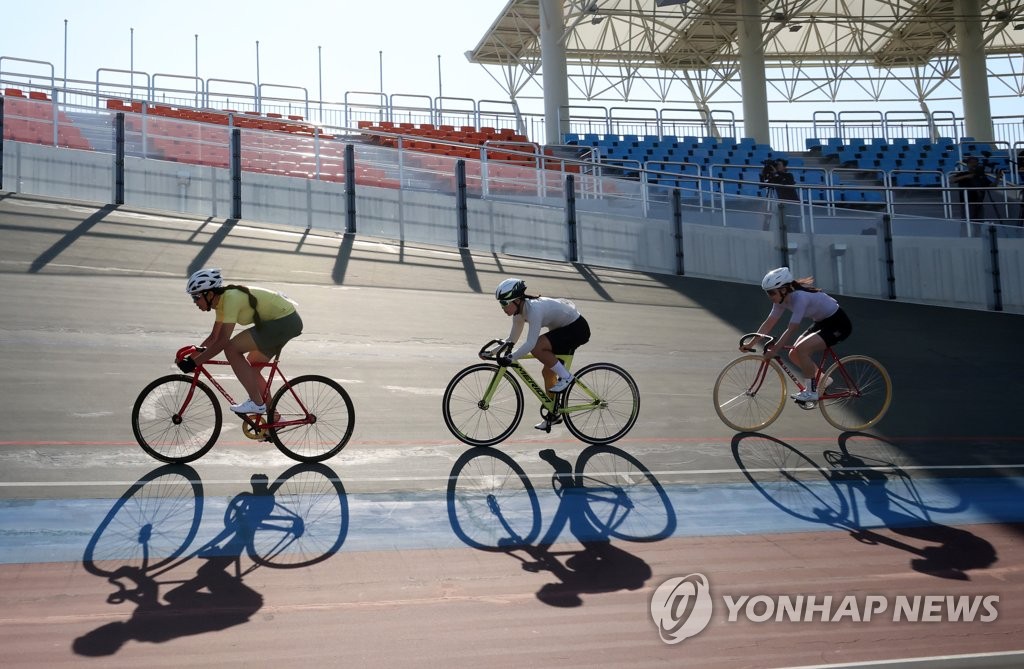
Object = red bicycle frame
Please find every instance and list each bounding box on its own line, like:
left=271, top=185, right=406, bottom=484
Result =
left=176, top=358, right=312, bottom=431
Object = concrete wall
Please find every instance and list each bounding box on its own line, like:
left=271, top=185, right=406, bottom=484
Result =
left=3, top=140, right=1021, bottom=313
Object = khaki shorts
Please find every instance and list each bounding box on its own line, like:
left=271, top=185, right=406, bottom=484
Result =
left=250, top=311, right=303, bottom=358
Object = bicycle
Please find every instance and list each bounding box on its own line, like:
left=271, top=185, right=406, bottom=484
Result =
left=131, top=346, right=355, bottom=464
left=442, top=339, right=640, bottom=447
left=713, top=333, right=892, bottom=432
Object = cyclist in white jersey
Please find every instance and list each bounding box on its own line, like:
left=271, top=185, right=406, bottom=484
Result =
left=745, top=267, right=852, bottom=402
left=494, top=278, right=591, bottom=431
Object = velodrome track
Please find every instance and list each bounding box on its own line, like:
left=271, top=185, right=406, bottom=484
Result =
left=1, top=192, right=1023, bottom=668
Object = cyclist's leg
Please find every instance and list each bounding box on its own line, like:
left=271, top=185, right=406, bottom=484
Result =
left=530, top=334, right=559, bottom=394
left=226, top=329, right=266, bottom=404
left=789, top=331, right=827, bottom=382
left=540, top=316, right=591, bottom=391
left=237, top=312, right=303, bottom=405
left=794, top=308, right=852, bottom=387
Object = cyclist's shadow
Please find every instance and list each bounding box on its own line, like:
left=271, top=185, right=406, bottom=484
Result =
left=75, top=465, right=348, bottom=655
left=827, top=433, right=996, bottom=580
left=512, top=449, right=652, bottom=607
left=448, top=445, right=676, bottom=607
left=731, top=432, right=996, bottom=580
left=74, top=474, right=272, bottom=656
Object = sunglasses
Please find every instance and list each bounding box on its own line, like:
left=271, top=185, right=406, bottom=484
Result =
left=499, top=298, right=517, bottom=307
left=191, top=292, right=205, bottom=303
left=765, top=289, right=781, bottom=296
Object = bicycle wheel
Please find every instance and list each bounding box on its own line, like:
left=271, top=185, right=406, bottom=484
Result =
left=132, top=374, right=222, bottom=463
left=819, top=355, right=892, bottom=431
left=83, top=464, right=203, bottom=576
left=713, top=356, right=786, bottom=432
left=576, top=445, right=676, bottom=542
left=446, top=447, right=541, bottom=550
left=268, top=375, right=355, bottom=462
left=225, top=463, right=348, bottom=569
left=442, top=364, right=524, bottom=447
left=562, top=362, right=640, bottom=445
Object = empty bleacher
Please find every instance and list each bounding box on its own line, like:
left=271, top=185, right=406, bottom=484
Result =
left=3, top=87, right=92, bottom=150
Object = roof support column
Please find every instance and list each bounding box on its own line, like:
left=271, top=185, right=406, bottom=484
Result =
left=540, top=0, right=570, bottom=145
left=736, top=0, right=770, bottom=143
left=955, top=0, right=994, bottom=142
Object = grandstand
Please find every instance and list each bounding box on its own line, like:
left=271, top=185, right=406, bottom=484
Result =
left=2, top=0, right=1024, bottom=314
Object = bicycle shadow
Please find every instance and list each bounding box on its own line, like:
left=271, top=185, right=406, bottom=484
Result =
left=446, top=445, right=676, bottom=607
left=731, top=432, right=996, bottom=580
left=74, top=463, right=348, bottom=656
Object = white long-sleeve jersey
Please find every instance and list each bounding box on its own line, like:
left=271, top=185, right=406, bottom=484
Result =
left=506, top=297, right=581, bottom=360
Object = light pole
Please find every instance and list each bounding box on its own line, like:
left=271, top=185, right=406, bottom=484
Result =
left=63, top=19, right=68, bottom=90
left=194, top=34, right=199, bottom=106
left=129, top=27, right=134, bottom=101
left=255, top=40, right=261, bottom=112
left=318, top=45, right=323, bottom=121
left=436, top=54, right=443, bottom=125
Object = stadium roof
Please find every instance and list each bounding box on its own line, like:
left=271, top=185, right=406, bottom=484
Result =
left=467, top=0, right=1024, bottom=104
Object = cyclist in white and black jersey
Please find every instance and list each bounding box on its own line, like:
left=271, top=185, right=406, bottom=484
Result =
left=494, top=278, right=591, bottom=431
left=745, top=267, right=852, bottom=402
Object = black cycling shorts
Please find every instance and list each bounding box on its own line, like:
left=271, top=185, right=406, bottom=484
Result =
left=805, top=307, right=852, bottom=347
left=250, top=311, right=303, bottom=358
left=545, top=315, right=591, bottom=355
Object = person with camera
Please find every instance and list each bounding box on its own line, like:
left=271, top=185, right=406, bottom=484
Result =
left=760, top=159, right=799, bottom=231
left=761, top=158, right=799, bottom=203
left=950, top=155, right=998, bottom=222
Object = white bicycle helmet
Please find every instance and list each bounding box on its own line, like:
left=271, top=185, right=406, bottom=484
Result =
left=495, top=278, right=527, bottom=303
left=761, top=267, right=793, bottom=291
left=186, top=268, right=223, bottom=294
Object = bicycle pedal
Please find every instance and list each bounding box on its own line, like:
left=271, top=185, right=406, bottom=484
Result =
left=795, top=399, right=817, bottom=410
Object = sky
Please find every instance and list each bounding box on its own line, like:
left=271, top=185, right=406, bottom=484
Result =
left=3, top=2, right=1018, bottom=130
left=2, top=1, right=512, bottom=106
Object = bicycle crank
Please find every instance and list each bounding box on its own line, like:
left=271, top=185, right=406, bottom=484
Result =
left=240, top=415, right=268, bottom=440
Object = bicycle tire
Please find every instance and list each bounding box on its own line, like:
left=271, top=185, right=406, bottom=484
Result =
left=446, top=447, right=541, bottom=550
left=713, top=355, right=786, bottom=432
left=576, top=445, right=676, bottom=542
left=132, top=374, right=222, bottom=463
left=562, top=362, right=640, bottom=445
left=819, top=355, right=892, bottom=431
left=83, top=464, right=203, bottom=576
left=224, top=463, right=349, bottom=569
left=268, top=375, right=355, bottom=463
left=442, top=364, right=524, bottom=447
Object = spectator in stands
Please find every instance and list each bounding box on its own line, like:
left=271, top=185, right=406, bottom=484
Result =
left=761, top=159, right=800, bottom=231
left=761, top=159, right=799, bottom=203
left=950, top=156, right=997, bottom=222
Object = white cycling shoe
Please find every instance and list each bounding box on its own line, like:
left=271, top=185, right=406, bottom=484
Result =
left=231, top=399, right=267, bottom=414
left=548, top=377, right=573, bottom=393
left=534, top=416, right=563, bottom=432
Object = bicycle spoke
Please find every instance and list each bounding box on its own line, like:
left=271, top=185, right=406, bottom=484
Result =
left=819, top=355, right=892, bottom=431
left=713, top=356, right=786, bottom=432
left=270, top=376, right=354, bottom=463
left=443, top=365, right=523, bottom=447
left=563, top=363, right=640, bottom=445
left=132, top=376, right=221, bottom=463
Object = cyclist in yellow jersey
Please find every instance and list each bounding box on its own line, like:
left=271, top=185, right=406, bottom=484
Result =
left=177, top=268, right=303, bottom=414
